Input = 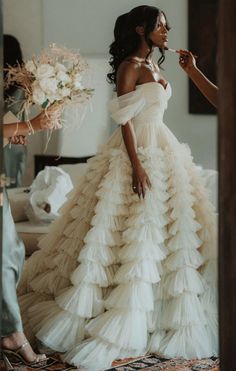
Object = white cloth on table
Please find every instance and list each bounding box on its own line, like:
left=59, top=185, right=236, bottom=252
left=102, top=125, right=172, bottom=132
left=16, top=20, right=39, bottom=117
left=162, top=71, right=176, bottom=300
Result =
left=25, top=166, right=73, bottom=223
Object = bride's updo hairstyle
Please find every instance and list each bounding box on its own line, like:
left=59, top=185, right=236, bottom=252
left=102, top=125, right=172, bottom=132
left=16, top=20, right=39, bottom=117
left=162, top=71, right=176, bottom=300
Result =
left=107, top=5, right=170, bottom=85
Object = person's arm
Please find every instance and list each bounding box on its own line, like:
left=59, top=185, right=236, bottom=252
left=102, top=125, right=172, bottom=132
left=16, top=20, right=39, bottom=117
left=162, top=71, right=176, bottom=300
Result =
left=179, top=49, right=218, bottom=108
left=2, top=110, right=49, bottom=139
left=116, top=61, right=151, bottom=198
left=3, top=121, right=33, bottom=138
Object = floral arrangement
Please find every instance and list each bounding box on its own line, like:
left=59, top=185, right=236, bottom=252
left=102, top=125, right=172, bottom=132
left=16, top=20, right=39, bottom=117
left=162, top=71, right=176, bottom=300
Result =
left=4, top=43, right=93, bottom=133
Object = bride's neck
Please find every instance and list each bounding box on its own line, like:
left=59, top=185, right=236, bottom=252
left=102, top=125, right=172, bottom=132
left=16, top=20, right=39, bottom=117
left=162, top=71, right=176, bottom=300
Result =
left=131, top=43, right=154, bottom=62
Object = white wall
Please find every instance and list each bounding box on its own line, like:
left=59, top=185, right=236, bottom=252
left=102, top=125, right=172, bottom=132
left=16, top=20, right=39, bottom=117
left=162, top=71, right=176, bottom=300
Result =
left=43, top=0, right=217, bottom=169
left=3, top=0, right=43, bottom=59
left=158, top=0, right=217, bottom=170
left=3, top=0, right=217, bottom=175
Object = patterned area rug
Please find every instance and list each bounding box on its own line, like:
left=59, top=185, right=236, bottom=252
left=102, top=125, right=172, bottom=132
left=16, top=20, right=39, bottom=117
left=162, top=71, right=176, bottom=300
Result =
left=108, top=355, right=219, bottom=370
left=0, top=354, right=220, bottom=370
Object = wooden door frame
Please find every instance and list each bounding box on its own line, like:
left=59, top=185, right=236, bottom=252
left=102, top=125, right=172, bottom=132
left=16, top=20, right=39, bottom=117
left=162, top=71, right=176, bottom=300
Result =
left=0, top=0, right=3, bottom=338
left=218, top=0, right=236, bottom=369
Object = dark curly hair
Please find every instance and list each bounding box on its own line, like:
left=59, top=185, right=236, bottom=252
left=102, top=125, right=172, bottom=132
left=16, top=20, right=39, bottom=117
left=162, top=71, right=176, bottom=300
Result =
left=4, top=34, right=24, bottom=100
left=107, top=5, right=170, bottom=85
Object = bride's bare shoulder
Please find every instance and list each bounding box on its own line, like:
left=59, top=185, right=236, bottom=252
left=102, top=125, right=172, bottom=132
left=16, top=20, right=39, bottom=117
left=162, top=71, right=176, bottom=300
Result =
left=116, top=60, right=140, bottom=94
left=118, top=59, right=140, bottom=76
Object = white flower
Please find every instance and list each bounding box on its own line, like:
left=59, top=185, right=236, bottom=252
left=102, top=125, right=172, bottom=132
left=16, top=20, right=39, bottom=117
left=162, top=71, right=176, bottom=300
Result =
left=36, top=64, right=55, bottom=79
left=73, top=73, right=83, bottom=90
left=25, top=60, right=36, bottom=74
left=57, top=71, right=71, bottom=84
left=32, top=86, right=46, bottom=105
left=55, top=62, right=67, bottom=72
left=39, top=77, right=58, bottom=94
left=47, top=94, right=58, bottom=103
left=60, top=87, right=71, bottom=97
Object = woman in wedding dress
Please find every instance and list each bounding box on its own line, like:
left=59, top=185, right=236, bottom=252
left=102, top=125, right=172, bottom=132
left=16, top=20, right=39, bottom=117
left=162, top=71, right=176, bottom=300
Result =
left=18, top=5, right=218, bottom=370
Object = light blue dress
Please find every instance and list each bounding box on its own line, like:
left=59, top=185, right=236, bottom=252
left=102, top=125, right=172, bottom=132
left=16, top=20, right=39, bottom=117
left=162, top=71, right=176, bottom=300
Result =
left=2, top=188, right=25, bottom=335
left=4, top=88, right=27, bottom=188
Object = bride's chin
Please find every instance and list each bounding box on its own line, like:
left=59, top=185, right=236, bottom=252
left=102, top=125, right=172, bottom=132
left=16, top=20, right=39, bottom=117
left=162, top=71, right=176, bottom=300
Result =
left=154, top=41, right=167, bottom=49
left=162, top=41, right=168, bottom=48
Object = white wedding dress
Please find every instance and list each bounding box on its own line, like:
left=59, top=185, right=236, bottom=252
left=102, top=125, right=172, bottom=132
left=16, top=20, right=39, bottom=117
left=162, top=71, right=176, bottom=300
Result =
left=18, top=82, right=218, bottom=371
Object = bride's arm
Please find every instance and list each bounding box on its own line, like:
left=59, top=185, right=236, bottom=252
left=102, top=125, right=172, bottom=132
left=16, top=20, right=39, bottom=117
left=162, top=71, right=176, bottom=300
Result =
left=116, top=61, right=151, bottom=198
left=179, top=49, right=218, bottom=108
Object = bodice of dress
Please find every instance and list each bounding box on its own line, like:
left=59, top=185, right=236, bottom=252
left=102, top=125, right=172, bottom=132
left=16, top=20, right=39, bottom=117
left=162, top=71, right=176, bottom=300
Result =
left=108, top=82, right=172, bottom=127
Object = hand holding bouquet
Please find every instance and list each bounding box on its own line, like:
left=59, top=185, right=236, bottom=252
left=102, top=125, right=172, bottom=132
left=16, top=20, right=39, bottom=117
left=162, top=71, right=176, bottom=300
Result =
left=4, top=43, right=93, bottom=133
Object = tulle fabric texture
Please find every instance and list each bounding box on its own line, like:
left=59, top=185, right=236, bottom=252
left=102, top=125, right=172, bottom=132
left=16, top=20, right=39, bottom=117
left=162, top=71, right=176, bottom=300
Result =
left=18, top=82, right=218, bottom=371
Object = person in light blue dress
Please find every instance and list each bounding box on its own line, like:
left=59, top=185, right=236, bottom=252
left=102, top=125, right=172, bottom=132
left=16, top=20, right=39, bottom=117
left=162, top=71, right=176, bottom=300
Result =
left=1, top=115, right=48, bottom=369
left=4, top=34, right=27, bottom=188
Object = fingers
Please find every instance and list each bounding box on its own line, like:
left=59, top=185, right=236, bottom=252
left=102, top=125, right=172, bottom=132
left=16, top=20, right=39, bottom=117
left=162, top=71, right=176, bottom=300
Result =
left=141, top=183, right=145, bottom=199
left=179, top=54, right=192, bottom=69
left=132, top=169, right=152, bottom=199
left=132, top=178, right=151, bottom=199
left=179, top=55, right=187, bottom=68
left=141, top=176, right=152, bottom=199
left=132, top=181, right=143, bottom=199
left=178, top=49, right=196, bottom=58
left=132, top=181, right=139, bottom=195
left=146, top=176, right=152, bottom=189
left=19, top=135, right=27, bottom=145
left=179, top=49, right=198, bottom=68
left=9, top=135, right=27, bottom=145
left=136, top=182, right=142, bottom=199
left=178, top=49, right=192, bottom=56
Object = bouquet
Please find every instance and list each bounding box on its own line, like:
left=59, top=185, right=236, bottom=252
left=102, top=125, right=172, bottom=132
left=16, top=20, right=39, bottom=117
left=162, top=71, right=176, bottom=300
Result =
left=4, top=43, right=93, bottom=133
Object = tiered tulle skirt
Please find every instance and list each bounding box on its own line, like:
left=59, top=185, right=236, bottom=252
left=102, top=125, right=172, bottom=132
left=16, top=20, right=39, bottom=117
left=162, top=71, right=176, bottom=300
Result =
left=18, top=125, right=218, bottom=371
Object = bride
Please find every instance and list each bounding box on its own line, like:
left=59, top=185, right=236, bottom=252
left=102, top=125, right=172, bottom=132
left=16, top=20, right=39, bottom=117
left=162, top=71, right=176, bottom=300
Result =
left=18, top=5, right=218, bottom=370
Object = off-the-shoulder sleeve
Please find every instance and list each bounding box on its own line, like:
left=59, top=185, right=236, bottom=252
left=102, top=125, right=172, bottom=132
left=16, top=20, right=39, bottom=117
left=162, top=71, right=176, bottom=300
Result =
left=108, top=89, right=146, bottom=125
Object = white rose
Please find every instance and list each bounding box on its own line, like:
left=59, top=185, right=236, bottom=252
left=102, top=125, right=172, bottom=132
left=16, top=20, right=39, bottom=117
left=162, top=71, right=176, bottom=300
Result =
left=57, top=71, right=71, bottom=84
left=55, top=62, right=67, bottom=72
left=36, top=64, right=55, bottom=79
left=32, top=86, right=46, bottom=105
left=60, top=87, right=71, bottom=97
left=39, top=77, right=58, bottom=94
left=25, top=60, right=36, bottom=74
left=47, top=94, right=58, bottom=103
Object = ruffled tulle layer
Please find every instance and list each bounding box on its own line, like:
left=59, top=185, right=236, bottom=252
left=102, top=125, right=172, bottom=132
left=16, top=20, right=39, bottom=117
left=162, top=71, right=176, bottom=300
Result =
left=18, top=122, right=218, bottom=370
